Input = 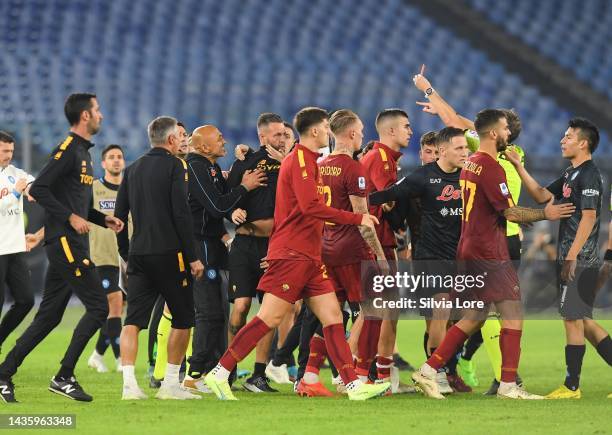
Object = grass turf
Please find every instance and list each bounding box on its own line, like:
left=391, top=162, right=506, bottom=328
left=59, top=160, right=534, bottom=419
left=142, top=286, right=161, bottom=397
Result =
left=0, top=308, right=610, bottom=435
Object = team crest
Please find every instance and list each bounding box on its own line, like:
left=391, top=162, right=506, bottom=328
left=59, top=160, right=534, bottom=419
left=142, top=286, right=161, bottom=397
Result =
left=282, top=284, right=290, bottom=292
left=570, top=171, right=579, bottom=181
left=210, top=167, right=217, bottom=177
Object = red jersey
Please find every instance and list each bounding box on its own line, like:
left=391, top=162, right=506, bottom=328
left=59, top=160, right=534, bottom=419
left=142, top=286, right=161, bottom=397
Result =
left=457, top=152, right=515, bottom=260
left=319, top=154, right=373, bottom=266
left=361, top=142, right=403, bottom=248
left=267, top=143, right=362, bottom=262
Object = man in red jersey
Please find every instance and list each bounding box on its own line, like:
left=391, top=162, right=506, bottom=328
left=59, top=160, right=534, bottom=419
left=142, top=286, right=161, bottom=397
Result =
left=205, top=107, right=390, bottom=401
left=412, top=109, right=575, bottom=400
left=360, top=109, right=411, bottom=384
left=296, top=110, right=388, bottom=397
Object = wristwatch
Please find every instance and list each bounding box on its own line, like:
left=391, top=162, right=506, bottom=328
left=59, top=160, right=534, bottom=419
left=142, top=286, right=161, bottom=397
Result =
left=424, top=87, right=435, bottom=98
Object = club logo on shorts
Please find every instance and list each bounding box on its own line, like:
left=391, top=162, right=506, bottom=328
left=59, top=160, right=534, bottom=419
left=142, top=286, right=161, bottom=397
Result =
left=232, top=285, right=237, bottom=292
left=207, top=269, right=217, bottom=280
left=282, top=283, right=290, bottom=292
left=102, top=279, right=110, bottom=289
left=82, top=259, right=90, bottom=266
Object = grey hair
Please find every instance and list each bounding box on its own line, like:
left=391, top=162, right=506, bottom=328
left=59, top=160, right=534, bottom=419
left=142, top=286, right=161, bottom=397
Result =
left=148, top=116, right=178, bottom=146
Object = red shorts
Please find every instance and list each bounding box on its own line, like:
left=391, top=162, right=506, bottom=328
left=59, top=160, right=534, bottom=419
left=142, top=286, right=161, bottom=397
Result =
left=454, top=259, right=521, bottom=305
left=328, top=263, right=363, bottom=303
left=257, top=259, right=335, bottom=304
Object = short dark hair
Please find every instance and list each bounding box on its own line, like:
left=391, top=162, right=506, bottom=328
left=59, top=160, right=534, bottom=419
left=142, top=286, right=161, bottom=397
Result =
left=435, top=127, right=465, bottom=147
left=0, top=131, right=15, bottom=144
left=293, top=107, right=328, bottom=135
left=257, top=112, right=284, bottom=130
left=101, top=144, right=124, bottom=160
left=329, top=109, right=359, bottom=135
left=502, top=109, right=522, bottom=143
left=420, top=131, right=437, bottom=148
left=568, top=117, right=599, bottom=153
left=474, top=109, right=506, bottom=137
left=375, top=109, right=408, bottom=131
left=64, top=93, right=97, bottom=126
left=177, top=121, right=186, bottom=130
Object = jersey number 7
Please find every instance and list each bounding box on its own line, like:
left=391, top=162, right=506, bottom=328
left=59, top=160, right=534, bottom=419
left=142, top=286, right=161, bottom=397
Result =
left=459, top=180, right=476, bottom=222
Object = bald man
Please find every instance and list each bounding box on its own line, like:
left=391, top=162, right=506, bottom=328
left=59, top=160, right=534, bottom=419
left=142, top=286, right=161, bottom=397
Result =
left=182, top=124, right=265, bottom=392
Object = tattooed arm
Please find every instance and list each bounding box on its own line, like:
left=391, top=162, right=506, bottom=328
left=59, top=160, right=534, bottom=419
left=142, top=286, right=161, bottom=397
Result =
left=503, top=198, right=575, bottom=223
left=349, top=194, right=386, bottom=260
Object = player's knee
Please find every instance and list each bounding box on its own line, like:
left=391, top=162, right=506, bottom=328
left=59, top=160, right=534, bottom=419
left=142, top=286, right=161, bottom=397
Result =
left=233, top=298, right=252, bottom=317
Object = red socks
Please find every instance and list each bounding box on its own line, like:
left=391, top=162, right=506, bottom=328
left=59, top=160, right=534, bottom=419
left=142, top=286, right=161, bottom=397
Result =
left=322, top=323, right=358, bottom=385
left=356, top=319, right=382, bottom=376
left=500, top=328, right=522, bottom=383
left=376, top=355, right=393, bottom=379
left=219, top=316, right=271, bottom=371
left=426, top=325, right=468, bottom=370
left=305, top=335, right=328, bottom=374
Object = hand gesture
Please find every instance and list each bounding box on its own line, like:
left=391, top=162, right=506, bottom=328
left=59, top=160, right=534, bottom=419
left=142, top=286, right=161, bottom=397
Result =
left=234, top=144, right=250, bottom=161
left=231, top=208, right=247, bottom=225
left=241, top=169, right=267, bottom=191
left=412, top=64, right=432, bottom=92
left=105, top=216, right=124, bottom=233
left=543, top=197, right=575, bottom=221
left=264, top=144, right=286, bottom=162
left=359, top=214, right=379, bottom=230
left=69, top=214, right=90, bottom=234
left=504, top=148, right=522, bottom=167
left=416, top=101, right=437, bottom=115
left=14, top=178, right=28, bottom=194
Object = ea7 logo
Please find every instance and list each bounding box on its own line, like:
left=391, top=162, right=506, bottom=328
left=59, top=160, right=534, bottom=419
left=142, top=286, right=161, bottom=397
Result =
left=430, top=178, right=441, bottom=183
left=582, top=189, right=599, bottom=197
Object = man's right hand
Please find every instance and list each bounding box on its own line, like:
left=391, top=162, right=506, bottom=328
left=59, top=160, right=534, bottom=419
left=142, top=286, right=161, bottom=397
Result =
left=69, top=213, right=90, bottom=234
left=234, top=144, right=250, bottom=161
left=14, top=178, right=27, bottom=194
left=359, top=214, right=379, bottom=230
left=190, top=260, right=205, bottom=280
left=544, top=197, right=575, bottom=221
left=241, top=169, right=267, bottom=191
left=504, top=148, right=522, bottom=167
left=412, top=64, right=432, bottom=92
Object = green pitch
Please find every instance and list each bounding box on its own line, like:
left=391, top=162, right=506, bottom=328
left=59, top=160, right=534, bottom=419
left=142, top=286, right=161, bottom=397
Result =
left=1, top=308, right=610, bottom=435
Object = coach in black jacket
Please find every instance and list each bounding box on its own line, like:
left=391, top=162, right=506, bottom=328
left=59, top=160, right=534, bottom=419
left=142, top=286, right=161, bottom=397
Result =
left=184, top=124, right=264, bottom=385
left=115, top=116, right=204, bottom=400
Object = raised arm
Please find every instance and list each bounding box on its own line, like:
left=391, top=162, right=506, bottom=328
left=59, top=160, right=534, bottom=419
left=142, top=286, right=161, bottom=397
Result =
left=504, top=149, right=554, bottom=204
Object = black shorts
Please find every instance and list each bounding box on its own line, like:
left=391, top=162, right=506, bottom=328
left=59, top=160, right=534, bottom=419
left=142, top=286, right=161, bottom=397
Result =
left=97, top=265, right=120, bottom=295
left=557, top=263, right=598, bottom=320
left=413, top=259, right=456, bottom=317
left=228, top=234, right=268, bottom=303
left=124, top=252, right=194, bottom=329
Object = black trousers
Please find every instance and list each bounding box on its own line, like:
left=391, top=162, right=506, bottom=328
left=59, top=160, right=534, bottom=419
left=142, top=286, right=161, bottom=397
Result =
left=0, top=238, right=108, bottom=379
left=189, top=238, right=229, bottom=374
left=0, top=252, right=35, bottom=346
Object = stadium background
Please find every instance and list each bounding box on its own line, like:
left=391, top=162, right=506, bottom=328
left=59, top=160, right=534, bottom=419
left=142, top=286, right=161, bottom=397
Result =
left=1, top=0, right=610, bottom=300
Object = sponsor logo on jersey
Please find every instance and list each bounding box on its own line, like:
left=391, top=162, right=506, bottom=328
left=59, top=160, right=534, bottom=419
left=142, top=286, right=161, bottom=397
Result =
left=430, top=178, right=441, bottom=183
left=436, top=184, right=461, bottom=201
left=0, top=188, right=9, bottom=199
left=99, top=199, right=116, bottom=211
left=499, top=183, right=509, bottom=196
left=358, top=176, right=366, bottom=189
left=582, top=189, right=599, bottom=197
left=562, top=183, right=572, bottom=198
left=440, top=207, right=462, bottom=217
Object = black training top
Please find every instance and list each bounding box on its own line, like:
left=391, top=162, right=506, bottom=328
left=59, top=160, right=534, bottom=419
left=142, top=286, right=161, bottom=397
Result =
left=369, top=161, right=462, bottom=260
left=186, top=152, right=247, bottom=240
left=226, top=147, right=280, bottom=224
left=547, top=159, right=602, bottom=266
left=30, top=132, right=106, bottom=252
left=115, top=147, right=196, bottom=262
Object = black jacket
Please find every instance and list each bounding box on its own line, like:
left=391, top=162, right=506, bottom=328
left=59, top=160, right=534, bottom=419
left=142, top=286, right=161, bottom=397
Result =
left=115, top=147, right=196, bottom=262
left=186, top=153, right=247, bottom=240
left=30, top=132, right=106, bottom=252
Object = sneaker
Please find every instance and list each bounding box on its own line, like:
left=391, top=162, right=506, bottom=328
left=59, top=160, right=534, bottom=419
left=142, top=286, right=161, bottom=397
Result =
left=204, top=372, right=237, bottom=401
left=411, top=365, right=445, bottom=400
left=545, top=385, right=581, bottom=399
left=457, top=357, right=479, bottom=387
left=296, top=379, right=333, bottom=397
left=393, top=353, right=415, bottom=371
left=436, top=371, right=453, bottom=395
left=484, top=379, right=500, bottom=396
left=0, top=379, right=17, bottom=403
left=243, top=375, right=278, bottom=393
left=331, top=375, right=347, bottom=394
left=497, top=382, right=543, bottom=400
left=182, top=376, right=212, bottom=393
left=155, top=382, right=202, bottom=400
left=287, top=365, right=298, bottom=382
left=149, top=376, right=162, bottom=389
left=48, top=376, right=93, bottom=402
left=122, top=384, right=148, bottom=400
left=447, top=374, right=472, bottom=393
left=265, top=362, right=292, bottom=384
left=116, top=358, right=123, bottom=373
left=389, top=367, right=418, bottom=394
left=87, top=351, right=108, bottom=373
left=347, top=381, right=391, bottom=401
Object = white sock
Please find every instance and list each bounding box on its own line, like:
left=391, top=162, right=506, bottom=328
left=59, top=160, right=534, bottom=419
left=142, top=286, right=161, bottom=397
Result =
left=122, top=365, right=137, bottom=386
left=93, top=350, right=104, bottom=358
left=211, top=363, right=230, bottom=381
left=165, top=363, right=181, bottom=386
left=358, top=375, right=369, bottom=383
left=303, top=371, right=319, bottom=384
left=345, top=379, right=363, bottom=392
left=499, top=381, right=516, bottom=390
left=420, top=363, right=437, bottom=377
